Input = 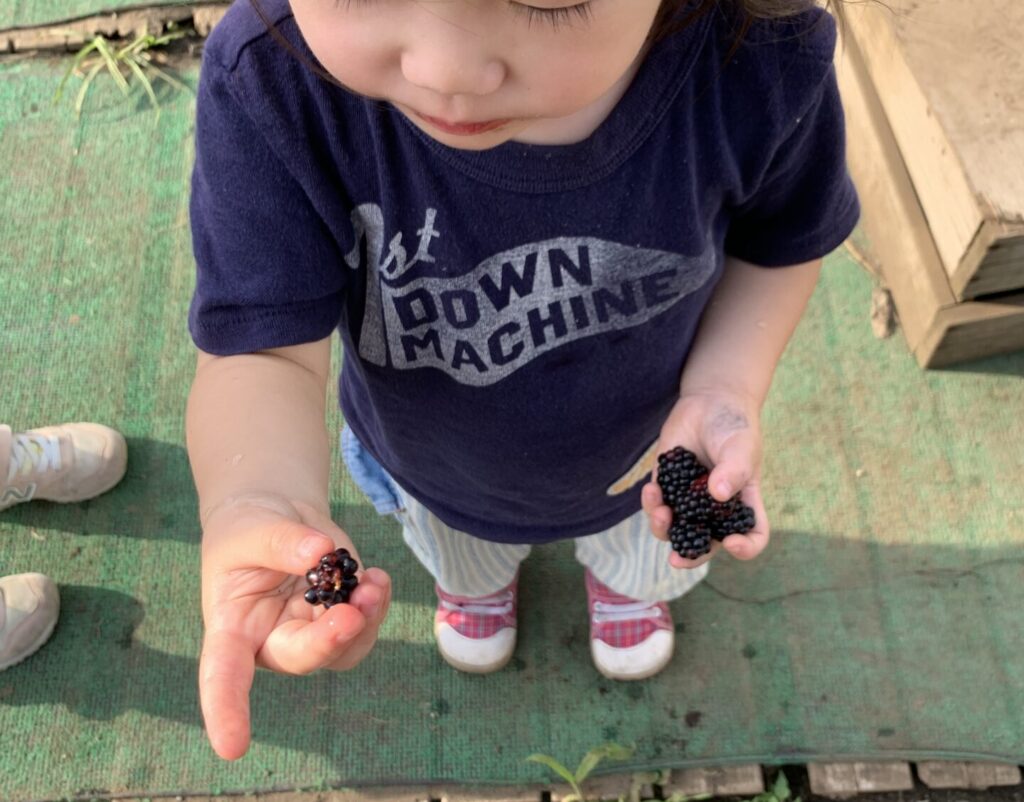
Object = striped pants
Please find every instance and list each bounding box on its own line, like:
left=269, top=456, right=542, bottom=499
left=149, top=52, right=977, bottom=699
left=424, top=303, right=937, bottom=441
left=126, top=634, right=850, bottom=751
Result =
left=341, top=426, right=708, bottom=602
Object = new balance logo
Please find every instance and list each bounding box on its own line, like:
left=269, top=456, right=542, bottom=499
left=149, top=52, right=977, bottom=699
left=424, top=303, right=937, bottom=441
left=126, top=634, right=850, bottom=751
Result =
left=1, top=484, right=36, bottom=507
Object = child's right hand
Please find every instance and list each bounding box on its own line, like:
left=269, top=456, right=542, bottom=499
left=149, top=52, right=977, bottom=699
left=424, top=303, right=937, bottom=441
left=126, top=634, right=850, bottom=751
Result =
left=197, top=495, right=391, bottom=760
left=640, top=390, right=770, bottom=571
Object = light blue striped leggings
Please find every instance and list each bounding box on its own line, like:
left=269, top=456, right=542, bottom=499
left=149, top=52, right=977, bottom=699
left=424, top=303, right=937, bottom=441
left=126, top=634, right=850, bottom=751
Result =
left=341, top=427, right=707, bottom=602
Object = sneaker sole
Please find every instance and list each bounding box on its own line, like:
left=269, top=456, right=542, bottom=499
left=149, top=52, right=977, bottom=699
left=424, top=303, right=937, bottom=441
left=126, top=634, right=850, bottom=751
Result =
left=590, top=631, right=675, bottom=681
left=592, top=656, right=672, bottom=681
left=433, top=621, right=516, bottom=674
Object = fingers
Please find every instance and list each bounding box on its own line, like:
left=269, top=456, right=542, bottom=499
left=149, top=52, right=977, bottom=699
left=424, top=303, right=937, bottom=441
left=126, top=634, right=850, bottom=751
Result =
left=228, top=517, right=337, bottom=577
left=641, top=481, right=671, bottom=540
left=720, top=490, right=770, bottom=560
left=200, top=628, right=256, bottom=761
left=706, top=430, right=758, bottom=502
left=257, top=568, right=392, bottom=674
left=720, top=505, right=769, bottom=559
left=668, top=541, right=718, bottom=570
left=324, top=568, right=392, bottom=671
left=258, top=605, right=368, bottom=674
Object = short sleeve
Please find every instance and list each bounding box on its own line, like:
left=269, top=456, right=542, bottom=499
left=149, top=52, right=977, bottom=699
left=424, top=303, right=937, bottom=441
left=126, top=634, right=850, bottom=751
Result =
left=188, top=55, right=345, bottom=355
left=724, top=64, right=860, bottom=267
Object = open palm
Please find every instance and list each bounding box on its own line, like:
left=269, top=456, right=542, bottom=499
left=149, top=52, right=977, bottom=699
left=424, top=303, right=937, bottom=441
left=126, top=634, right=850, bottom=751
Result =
left=199, top=499, right=391, bottom=759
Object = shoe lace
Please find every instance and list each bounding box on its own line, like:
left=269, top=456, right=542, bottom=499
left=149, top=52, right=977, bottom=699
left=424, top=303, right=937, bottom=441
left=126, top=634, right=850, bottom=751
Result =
left=439, top=589, right=514, bottom=617
left=589, top=576, right=664, bottom=624
left=592, top=599, right=663, bottom=624
left=9, top=433, right=62, bottom=483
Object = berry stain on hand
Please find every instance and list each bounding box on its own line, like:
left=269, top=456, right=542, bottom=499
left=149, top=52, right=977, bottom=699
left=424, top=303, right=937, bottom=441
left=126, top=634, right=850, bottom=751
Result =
left=303, top=547, right=360, bottom=608
left=656, top=446, right=756, bottom=560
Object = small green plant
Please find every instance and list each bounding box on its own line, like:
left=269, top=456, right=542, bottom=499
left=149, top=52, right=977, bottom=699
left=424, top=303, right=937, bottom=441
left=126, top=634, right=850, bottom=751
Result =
left=527, top=742, right=635, bottom=802
left=54, top=26, right=190, bottom=116
left=664, top=770, right=797, bottom=802
left=749, top=770, right=800, bottom=802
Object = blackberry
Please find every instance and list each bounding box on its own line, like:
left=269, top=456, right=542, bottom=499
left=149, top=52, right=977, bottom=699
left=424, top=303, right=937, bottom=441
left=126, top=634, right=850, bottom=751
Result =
left=656, top=446, right=756, bottom=559
left=303, top=547, right=360, bottom=609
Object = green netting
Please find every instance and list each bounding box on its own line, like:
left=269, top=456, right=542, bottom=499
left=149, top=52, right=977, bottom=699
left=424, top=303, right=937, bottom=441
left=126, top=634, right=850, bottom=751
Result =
left=1, top=56, right=1022, bottom=802
left=0, top=0, right=192, bottom=32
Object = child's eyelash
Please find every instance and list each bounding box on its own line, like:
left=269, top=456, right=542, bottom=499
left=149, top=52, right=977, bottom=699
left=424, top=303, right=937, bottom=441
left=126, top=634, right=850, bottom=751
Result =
left=333, top=0, right=596, bottom=31
left=511, top=2, right=595, bottom=30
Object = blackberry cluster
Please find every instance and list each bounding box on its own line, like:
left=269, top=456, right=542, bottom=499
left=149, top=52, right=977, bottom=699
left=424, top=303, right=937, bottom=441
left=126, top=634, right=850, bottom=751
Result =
left=303, top=547, right=360, bottom=609
left=656, top=446, right=756, bottom=560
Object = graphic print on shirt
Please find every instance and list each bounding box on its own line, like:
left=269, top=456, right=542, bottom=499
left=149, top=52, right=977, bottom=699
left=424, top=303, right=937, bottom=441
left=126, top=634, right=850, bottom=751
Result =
left=345, top=203, right=716, bottom=387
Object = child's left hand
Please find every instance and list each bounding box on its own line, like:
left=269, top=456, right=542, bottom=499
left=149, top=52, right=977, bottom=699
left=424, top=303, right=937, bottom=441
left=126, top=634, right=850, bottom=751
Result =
left=640, top=389, right=770, bottom=569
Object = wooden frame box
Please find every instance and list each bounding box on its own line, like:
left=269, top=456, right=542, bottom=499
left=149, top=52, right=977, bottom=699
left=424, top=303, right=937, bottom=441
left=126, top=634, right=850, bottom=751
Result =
left=844, top=0, right=1024, bottom=301
left=836, top=23, right=1024, bottom=367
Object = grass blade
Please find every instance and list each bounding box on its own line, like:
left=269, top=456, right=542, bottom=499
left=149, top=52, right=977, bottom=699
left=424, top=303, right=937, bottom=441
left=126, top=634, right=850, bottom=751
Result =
left=116, top=32, right=149, bottom=60
left=94, top=36, right=130, bottom=94
left=526, top=754, right=582, bottom=797
left=54, top=39, right=99, bottom=104
left=124, top=55, right=160, bottom=114
left=74, top=61, right=105, bottom=116
left=575, top=742, right=635, bottom=784
left=140, top=60, right=190, bottom=93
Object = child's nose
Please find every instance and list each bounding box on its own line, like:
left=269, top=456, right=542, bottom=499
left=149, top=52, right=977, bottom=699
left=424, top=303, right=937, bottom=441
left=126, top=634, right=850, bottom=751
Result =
left=400, top=40, right=506, bottom=98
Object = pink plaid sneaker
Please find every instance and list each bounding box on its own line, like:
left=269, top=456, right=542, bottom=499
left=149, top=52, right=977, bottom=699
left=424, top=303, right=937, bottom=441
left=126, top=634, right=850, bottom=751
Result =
left=585, top=569, right=674, bottom=680
left=434, top=579, right=517, bottom=674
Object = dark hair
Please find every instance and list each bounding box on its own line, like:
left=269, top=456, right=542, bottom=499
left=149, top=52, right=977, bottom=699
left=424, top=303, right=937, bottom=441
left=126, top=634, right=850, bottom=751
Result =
left=646, top=0, right=846, bottom=71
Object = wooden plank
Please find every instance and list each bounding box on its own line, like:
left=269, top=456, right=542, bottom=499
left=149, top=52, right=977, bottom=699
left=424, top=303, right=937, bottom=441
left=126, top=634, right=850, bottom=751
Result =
left=662, top=765, right=765, bottom=797
left=918, top=761, right=1022, bottom=789
left=836, top=21, right=1024, bottom=366
left=807, top=763, right=859, bottom=798
left=808, top=762, right=914, bottom=798
left=888, top=1, right=1024, bottom=224
left=844, top=0, right=1024, bottom=299
left=924, top=292, right=1024, bottom=367
left=964, top=763, right=1023, bottom=788
left=957, top=226, right=1024, bottom=299
left=193, top=5, right=228, bottom=36
left=853, top=762, right=915, bottom=793
left=445, top=786, right=542, bottom=802
left=835, top=23, right=952, bottom=354
left=0, top=3, right=228, bottom=53
left=843, top=0, right=982, bottom=288
left=550, top=773, right=633, bottom=801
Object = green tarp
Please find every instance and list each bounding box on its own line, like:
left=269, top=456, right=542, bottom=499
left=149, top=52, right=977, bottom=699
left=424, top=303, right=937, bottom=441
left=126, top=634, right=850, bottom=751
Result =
left=1, top=0, right=192, bottom=32
left=1, top=55, right=1022, bottom=802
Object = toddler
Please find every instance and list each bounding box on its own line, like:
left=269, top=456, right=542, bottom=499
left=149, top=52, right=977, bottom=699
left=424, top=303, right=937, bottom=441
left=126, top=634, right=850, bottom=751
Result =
left=186, top=0, right=859, bottom=760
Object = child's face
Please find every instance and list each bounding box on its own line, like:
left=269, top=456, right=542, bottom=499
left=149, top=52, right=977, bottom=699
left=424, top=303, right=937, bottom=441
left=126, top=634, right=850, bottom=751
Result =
left=290, top=0, right=663, bottom=150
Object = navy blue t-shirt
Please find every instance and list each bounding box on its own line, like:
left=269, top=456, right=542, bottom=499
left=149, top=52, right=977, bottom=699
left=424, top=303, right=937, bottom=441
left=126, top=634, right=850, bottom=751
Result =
left=189, top=0, right=860, bottom=543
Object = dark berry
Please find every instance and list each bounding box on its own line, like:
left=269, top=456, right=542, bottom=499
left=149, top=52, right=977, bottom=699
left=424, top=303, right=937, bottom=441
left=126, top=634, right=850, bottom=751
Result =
left=656, top=447, right=756, bottom=560
left=303, top=547, right=360, bottom=607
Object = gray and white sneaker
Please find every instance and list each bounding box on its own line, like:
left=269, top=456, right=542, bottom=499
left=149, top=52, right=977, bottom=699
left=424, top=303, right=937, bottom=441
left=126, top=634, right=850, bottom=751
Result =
left=0, top=573, right=60, bottom=670
left=0, top=423, right=127, bottom=510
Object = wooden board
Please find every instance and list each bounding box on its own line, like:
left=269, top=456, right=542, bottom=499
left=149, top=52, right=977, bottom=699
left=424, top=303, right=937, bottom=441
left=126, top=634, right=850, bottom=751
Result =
left=837, top=23, right=1024, bottom=367
left=0, top=3, right=227, bottom=52
left=845, top=0, right=1024, bottom=300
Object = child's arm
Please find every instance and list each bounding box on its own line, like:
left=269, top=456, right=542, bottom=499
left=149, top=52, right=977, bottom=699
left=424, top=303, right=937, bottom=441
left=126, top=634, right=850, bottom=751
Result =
left=641, top=255, right=822, bottom=567
left=186, top=338, right=391, bottom=760
left=188, top=340, right=334, bottom=519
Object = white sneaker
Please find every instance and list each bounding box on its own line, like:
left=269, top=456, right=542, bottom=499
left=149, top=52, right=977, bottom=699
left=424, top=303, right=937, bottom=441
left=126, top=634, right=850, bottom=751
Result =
left=585, top=569, right=675, bottom=680
left=0, top=573, right=60, bottom=671
left=0, top=423, right=127, bottom=510
left=433, top=579, right=518, bottom=674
